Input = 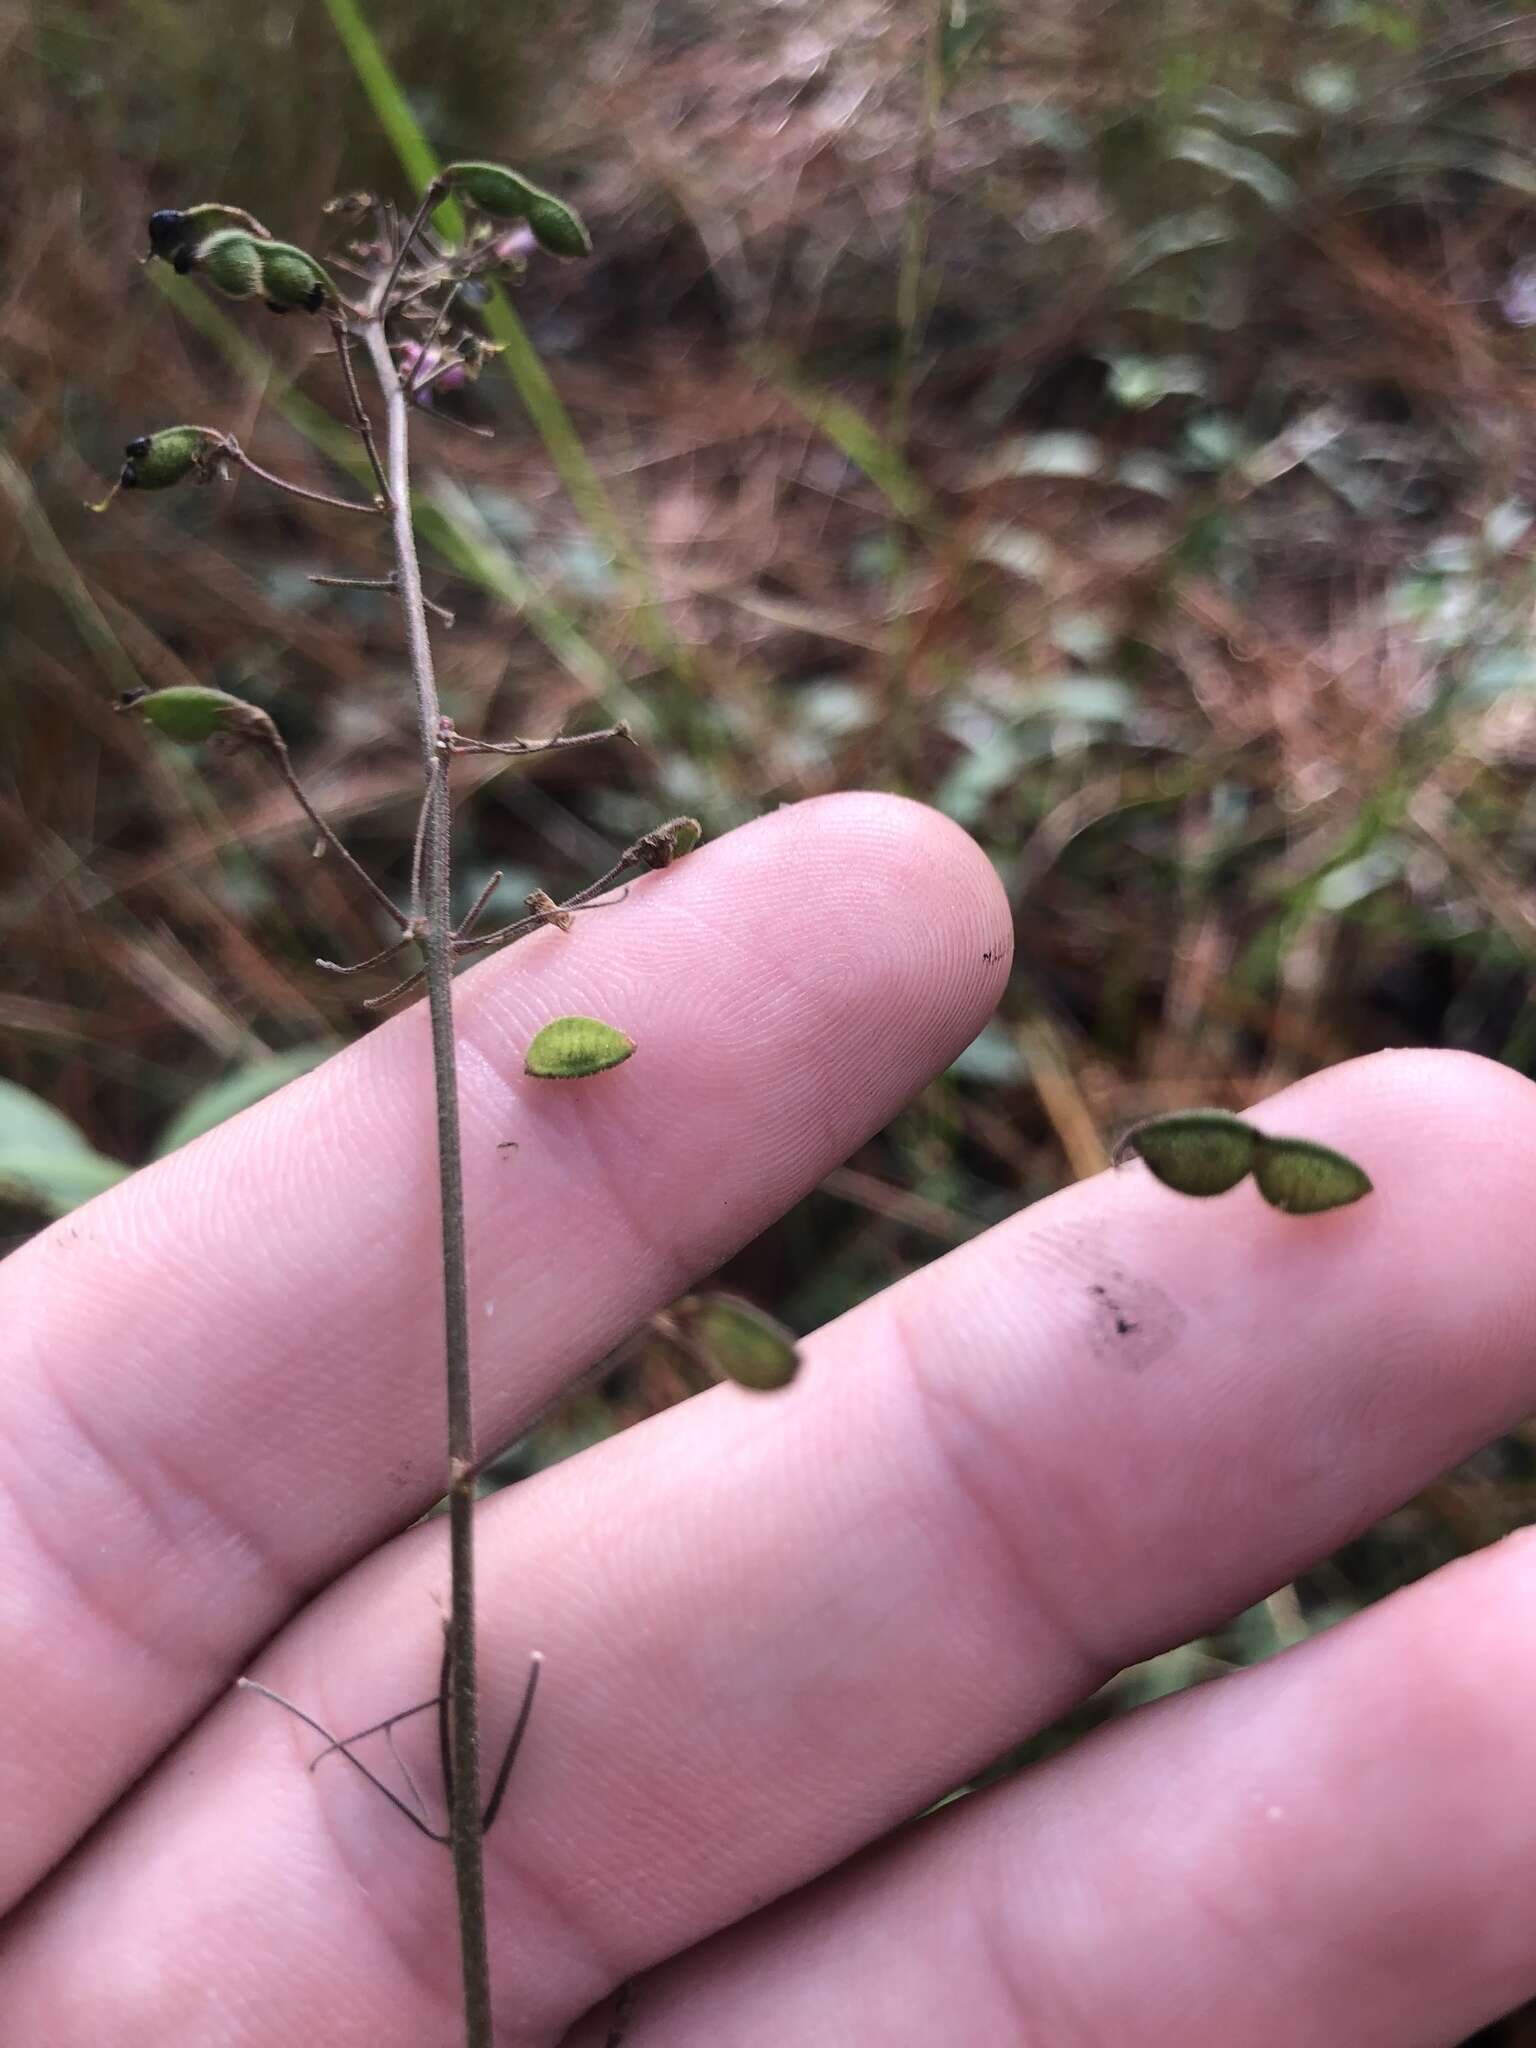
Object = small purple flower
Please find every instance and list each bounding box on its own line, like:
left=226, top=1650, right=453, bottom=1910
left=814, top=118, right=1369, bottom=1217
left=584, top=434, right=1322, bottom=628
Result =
left=397, top=341, right=468, bottom=405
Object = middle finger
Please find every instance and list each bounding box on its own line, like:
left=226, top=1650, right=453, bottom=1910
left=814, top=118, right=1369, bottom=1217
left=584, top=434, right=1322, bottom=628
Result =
left=5, top=1049, right=1532, bottom=2044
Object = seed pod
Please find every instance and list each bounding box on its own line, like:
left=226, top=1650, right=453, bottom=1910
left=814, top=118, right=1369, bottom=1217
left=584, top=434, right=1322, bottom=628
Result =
left=1124, top=1110, right=1258, bottom=1197
left=146, top=203, right=272, bottom=268
left=192, top=228, right=266, bottom=299
left=524, top=888, right=574, bottom=932
left=256, top=241, right=336, bottom=314
left=115, top=684, right=280, bottom=749
left=1253, top=1137, right=1372, bottom=1215
left=525, top=1015, right=635, bottom=1079
left=441, top=161, right=593, bottom=258
left=119, top=425, right=222, bottom=491
left=681, top=1294, right=801, bottom=1392
left=624, top=817, right=703, bottom=871
left=185, top=230, right=335, bottom=312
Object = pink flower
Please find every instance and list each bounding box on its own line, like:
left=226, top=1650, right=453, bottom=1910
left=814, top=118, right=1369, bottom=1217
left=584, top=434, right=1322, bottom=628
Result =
left=397, top=341, right=467, bottom=405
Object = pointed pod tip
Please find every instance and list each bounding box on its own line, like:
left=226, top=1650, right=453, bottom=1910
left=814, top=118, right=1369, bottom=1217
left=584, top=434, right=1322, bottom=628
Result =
left=1253, top=1136, right=1373, bottom=1215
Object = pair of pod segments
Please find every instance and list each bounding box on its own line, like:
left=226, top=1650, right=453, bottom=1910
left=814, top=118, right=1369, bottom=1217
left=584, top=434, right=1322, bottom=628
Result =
left=1122, top=1111, right=1371, bottom=1215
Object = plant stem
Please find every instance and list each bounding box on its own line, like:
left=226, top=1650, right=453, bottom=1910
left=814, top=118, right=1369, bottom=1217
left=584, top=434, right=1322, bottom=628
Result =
left=361, top=308, right=493, bottom=2048
left=265, top=739, right=411, bottom=931
left=223, top=438, right=384, bottom=517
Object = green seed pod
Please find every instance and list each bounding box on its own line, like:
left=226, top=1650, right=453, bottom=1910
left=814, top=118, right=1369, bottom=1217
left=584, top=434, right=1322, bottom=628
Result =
left=119, top=425, right=221, bottom=491
left=522, top=191, right=593, bottom=260
left=193, top=228, right=266, bottom=299
left=441, top=160, right=593, bottom=258
left=1125, top=1110, right=1258, bottom=1197
left=683, top=1294, right=801, bottom=1392
left=147, top=204, right=272, bottom=268
left=256, top=240, right=336, bottom=314
left=1253, top=1137, right=1372, bottom=1215
left=115, top=684, right=279, bottom=748
left=525, top=1015, right=635, bottom=1079
left=625, top=817, right=703, bottom=871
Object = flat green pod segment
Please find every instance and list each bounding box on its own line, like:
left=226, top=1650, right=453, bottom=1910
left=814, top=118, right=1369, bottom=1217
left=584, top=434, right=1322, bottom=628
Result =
left=191, top=231, right=335, bottom=311
left=1253, top=1136, right=1372, bottom=1215
left=256, top=241, right=337, bottom=312
left=1126, top=1110, right=1258, bottom=1197
left=524, top=1015, right=635, bottom=1079
left=194, top=229, right=266, bottom=299
left=117, top=684, right=276, bottom=747
left=688, top=1295, right=801, bottom=1392
left=441, top=161, right=593, bottom=258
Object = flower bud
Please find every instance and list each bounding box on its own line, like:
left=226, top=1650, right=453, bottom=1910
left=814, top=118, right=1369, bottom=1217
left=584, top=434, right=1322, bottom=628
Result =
left=115, top=684, right=280, bottom=748
left=441, top=161, right=592, bottom=258
left=525, top=1015, right=635, bottom=1079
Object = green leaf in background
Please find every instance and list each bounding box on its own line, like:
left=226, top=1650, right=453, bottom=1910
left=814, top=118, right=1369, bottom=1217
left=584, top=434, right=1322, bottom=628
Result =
left=1168, top=128, right=1298, bottom=213
left=1253, top=1136, right=1373, bottom=1215
left=154, top=1045, right=336, bottom=1156
left=0, top=1079, right=129, bottom=1217
left=322, top=0, right=689, bottom=688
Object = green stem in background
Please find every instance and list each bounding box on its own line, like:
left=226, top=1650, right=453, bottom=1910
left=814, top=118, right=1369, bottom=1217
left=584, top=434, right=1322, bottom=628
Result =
left=321, top=0, right=710, bottom=726
left=361, top=306, right=493, bottom=2047
left=884, top=0, right=950, bottom=789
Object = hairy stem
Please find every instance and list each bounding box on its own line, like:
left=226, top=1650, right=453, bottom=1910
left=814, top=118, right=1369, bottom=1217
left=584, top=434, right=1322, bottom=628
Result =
left=223, top=440, right=383, bottom=517
left=361, top=307, right=493, bottom=2047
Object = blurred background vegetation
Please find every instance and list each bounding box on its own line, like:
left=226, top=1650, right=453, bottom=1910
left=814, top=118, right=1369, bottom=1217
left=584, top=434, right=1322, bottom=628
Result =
left=9, top=0, right=1536, bottom=2030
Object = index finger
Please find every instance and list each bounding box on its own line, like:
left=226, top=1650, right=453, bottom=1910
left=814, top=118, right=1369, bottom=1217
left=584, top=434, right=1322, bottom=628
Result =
left=0, top=791, right=1011, bottom=1912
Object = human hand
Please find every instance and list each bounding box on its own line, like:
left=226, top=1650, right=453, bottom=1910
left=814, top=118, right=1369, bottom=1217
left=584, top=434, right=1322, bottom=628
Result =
left=2, top=794, right=1534, bottom=2047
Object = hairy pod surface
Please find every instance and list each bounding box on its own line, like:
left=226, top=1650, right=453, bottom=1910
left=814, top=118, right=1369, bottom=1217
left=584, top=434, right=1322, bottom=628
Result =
left=441, top=160, right=593, bottom=258
left=524, top=1015, right=635, bottom=1079
left=1253, top=1136, right=1373, bottom=1214
left=119, top=425, right=219, bottom=490
left=1124, top=1110, right=1258, bottom=1197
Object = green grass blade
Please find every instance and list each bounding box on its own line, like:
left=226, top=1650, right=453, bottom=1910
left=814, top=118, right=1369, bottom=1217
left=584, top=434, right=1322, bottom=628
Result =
left=321, top=0, right=690, bottom=685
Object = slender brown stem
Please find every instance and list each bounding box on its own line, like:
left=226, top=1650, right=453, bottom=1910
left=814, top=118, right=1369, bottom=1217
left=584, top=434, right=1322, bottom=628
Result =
left=265, top=739, right=410, bottom=931
left=331, top=319, right=392, bottom=510
left=413, top=403, right=496, bottom=440
left=362, top=298, right=494, bottom=2048
left=223, top=438, right=383, bottom=517
left=315, top=931, right=416, bottom=976
left=379, top=180, right=443, bottom=323
left=409, top=285, right=463, bottom=393
left=310, top=571, right=455, bottom=625
left=445, top=721, right=631, bottom=759
left=237, top=1679, right=445, bottom=1842
left=454, top=868, right=504, bottom=941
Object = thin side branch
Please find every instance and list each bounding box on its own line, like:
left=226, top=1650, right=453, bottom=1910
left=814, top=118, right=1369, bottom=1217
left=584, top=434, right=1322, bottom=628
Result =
left=265, top=740, right=411, bottom=932
left=330, top=318, right=393, bottom=511
left=224, top=438, right=384, bottom=518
